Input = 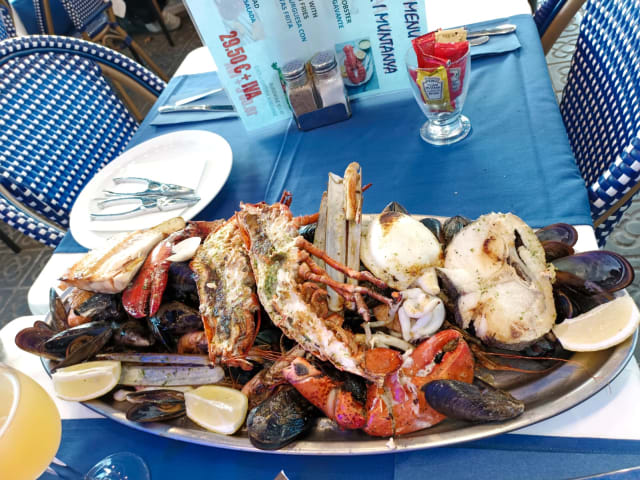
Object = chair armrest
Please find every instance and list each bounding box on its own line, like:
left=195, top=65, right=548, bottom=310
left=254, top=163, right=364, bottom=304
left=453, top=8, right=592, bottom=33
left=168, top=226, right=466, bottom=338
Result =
left=541, top=0, right=587, bottom=54
left=0, top=184, right=65, bottom=234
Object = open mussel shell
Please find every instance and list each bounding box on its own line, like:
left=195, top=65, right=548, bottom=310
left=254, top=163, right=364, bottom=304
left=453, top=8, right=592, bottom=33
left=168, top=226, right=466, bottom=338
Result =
left=126, top=401, right=186, bottom=423
left=553, top=251, right=634, bottom=294
left=422, top=380, right=525, bottom=422
left=247, top=385, right=318, bottom=450
left=43, top=321, right=112, bottom=359
left=536, top=223, right=578, bottom=246
left=51, top=328, right=113, bottom=372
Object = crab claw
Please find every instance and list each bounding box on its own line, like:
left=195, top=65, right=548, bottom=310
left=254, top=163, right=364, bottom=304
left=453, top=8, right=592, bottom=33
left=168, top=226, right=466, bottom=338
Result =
left=122, top=221, right=220, bottom=318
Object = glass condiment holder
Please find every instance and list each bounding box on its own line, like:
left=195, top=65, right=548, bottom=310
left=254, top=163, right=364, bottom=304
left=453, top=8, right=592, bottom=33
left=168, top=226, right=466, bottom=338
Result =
left=310, top=50, right=351, bottom=115
left=281, top=59, right=319, bottom=119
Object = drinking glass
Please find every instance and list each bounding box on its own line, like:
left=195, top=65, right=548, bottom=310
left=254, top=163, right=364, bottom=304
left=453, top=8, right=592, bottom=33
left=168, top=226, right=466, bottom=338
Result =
left=405, top=47, right=471, bottom=145
left=0, top=364, right=150, bottom=480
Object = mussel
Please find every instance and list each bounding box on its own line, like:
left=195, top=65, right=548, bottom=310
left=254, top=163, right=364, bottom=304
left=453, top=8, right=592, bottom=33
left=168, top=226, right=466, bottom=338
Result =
left=51, top=328, right=114, bottom=372
left=298, top=223, right=317, bottom=243
left=114, top=320, right=156, bottom=348
left=14, top=325, right=58, bottom=360
left=422, top=380, right=524, bottom=422
left=247, top=385, right=318, bottom=450
left=441, top=215, right=472, bottom=245
left=125, top=389, right=186, bottom=423
left=420, top=217, right=443, bottom=242
left=537, top=223, right=579, bottom=261
left=49, top=288, right=68, bottom=332
left=164, top=261, right=199, bottom=308
left=73, top=292, right=125, bottom=324
left=536, top=223, right=578, bottom=246
left=553, top=251, right=634, bottom=294
left=381, top=201, right=409, bottom=214
left=148, top=301, right=203, bottom=351
left=541, top=241, right=575, bottom=262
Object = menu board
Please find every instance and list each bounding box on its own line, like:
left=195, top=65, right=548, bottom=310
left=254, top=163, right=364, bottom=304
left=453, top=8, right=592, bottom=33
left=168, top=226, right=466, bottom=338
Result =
left=185, top=0, right=427, bottom=130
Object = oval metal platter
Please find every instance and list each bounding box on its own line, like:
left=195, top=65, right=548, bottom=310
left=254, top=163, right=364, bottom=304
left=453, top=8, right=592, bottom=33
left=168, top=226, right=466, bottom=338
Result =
left=61, top=330, right=635, bottom=455
left=41, top=219, right=638, bottom=455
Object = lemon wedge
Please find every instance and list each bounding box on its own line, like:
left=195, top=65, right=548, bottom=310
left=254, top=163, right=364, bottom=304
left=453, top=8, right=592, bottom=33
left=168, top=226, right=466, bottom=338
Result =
left=552, top=295, right=640, bottom=352
left=52, top=361, right=121, bottom=401
left=185, top=386, right=248, bottom=435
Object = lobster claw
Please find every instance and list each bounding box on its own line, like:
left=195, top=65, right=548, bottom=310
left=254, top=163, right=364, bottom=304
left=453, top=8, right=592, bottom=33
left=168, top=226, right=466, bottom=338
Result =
left=122, top=221, right=219, bottom=318
left=285, top=330, right=475, bottom=437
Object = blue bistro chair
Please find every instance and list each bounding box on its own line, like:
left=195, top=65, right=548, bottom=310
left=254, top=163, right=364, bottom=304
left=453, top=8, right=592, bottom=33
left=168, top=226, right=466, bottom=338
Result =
left=0, top=0, right=17, bottom=40
left=560, top=0, right=640, bottom=245
left=534, top=0, right=587, bottom=54
left=34, top=0, right=169, bottom=81
left=0, top=35, right=166, bottom=247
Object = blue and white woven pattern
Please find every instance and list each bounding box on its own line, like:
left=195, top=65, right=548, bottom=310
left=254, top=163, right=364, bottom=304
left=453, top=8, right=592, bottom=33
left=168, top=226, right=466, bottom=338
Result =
left=0, top=36, right=166, bottom=247
left=0, top=3, right=16, bottom=40
left=61, top=0, right=109, bottom=31
left=534, top=0, right=565, bottom=36
left=560, top=0, right=640, bottom=245
left=32, top=0, right=50, bottom=34
left=0, top=195, right=64, bottom=246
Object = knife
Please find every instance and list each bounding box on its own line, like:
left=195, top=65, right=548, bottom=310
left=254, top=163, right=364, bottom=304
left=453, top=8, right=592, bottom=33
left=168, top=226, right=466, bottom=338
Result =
left=158, top=104, right=237, bottom=114
left=174, top=87, right=224, bottom=106
left=467, top=23, right=516, bottom=38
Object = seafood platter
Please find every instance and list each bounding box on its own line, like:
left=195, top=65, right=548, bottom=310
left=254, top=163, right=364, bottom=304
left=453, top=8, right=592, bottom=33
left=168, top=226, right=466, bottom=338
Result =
left=15, top=162, right=639, bottom=454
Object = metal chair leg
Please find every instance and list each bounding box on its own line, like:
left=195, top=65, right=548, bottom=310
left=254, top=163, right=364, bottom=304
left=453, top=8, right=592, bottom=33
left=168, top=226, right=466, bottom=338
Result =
left=147, top=0, right=174, bottom=46
left=0, top=227, right=20, bottom=253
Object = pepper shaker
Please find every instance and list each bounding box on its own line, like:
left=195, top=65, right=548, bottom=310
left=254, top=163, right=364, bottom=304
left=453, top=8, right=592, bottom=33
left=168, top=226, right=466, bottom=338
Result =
left=282, top=59, right=319, bottom=118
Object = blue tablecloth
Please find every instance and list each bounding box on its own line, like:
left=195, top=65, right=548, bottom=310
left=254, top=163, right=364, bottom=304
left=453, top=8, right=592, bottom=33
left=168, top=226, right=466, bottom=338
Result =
left=45, top=13, right=625, bottom=478
left=56, top=14, right=591, bottom=253
left=39, top=419, right=640, bottom=480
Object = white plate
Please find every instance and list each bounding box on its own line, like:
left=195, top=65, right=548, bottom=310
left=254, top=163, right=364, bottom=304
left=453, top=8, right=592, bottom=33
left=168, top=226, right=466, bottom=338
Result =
left=70, top=131, right=232, bottom=249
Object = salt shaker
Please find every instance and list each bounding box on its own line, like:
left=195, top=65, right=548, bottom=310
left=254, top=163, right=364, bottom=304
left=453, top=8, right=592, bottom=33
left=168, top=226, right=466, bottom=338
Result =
left=281, top=59, right=318, bottom=118
left=310, top=50, right=350, bottom=114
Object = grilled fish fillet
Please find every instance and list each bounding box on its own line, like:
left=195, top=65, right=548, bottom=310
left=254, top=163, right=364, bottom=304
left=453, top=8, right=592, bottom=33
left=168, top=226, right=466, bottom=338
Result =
left=60, top=217, right=186, bottom=293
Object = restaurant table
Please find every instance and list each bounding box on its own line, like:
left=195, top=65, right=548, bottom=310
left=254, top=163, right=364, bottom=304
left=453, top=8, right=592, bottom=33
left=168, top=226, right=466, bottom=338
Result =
left=9, top=3, right=640, bottom=479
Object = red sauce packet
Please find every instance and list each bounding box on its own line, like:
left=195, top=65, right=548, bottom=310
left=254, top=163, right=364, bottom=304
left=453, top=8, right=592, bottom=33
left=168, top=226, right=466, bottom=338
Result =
left=437, top=42, right=469, bottom=100
left=412, top=32, right=469, bottom=107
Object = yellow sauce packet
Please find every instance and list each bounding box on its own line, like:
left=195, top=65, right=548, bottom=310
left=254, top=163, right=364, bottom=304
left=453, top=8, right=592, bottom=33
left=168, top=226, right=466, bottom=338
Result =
left=435, top=27, right=467, bottom=43
left=416, top=66, right=453, bottom=112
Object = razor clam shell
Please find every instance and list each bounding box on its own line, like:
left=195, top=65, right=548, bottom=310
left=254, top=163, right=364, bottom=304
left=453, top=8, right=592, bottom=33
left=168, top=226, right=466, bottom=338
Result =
left=119, top=364, right=224, bottom=386
left=96, top=352, right=211, bottom=365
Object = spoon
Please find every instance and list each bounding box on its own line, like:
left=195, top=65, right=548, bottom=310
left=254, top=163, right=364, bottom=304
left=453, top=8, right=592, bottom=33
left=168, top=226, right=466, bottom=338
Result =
left=469, top=35, right=490, bottom=47
left=467, top=24, right=517, bottom=38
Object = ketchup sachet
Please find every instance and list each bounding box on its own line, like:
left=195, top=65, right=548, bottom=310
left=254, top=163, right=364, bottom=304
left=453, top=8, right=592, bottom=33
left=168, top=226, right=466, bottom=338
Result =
left=411, top=29, right=470, bottom=111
